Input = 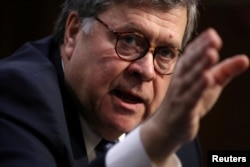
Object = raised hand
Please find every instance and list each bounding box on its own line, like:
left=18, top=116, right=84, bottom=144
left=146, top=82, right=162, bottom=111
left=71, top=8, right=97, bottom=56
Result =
left=141, top=28, right=249, bottom=165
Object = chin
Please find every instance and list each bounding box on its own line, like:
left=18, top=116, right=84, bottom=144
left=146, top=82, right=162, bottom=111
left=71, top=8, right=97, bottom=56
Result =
left=108, top=116, right=141, bottom=134
left=97, top=116, right=140, bottom=140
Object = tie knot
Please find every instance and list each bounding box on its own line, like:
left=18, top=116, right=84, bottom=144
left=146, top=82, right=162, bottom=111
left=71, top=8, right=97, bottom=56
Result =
left=95, top=139, right=117, bottom=157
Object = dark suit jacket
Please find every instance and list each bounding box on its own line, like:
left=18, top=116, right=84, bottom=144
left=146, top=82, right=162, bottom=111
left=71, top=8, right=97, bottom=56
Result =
left=0, top=36, right=202, bottom=167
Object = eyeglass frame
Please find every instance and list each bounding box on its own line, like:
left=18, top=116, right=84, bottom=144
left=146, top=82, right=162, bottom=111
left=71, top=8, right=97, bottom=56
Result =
left=94, top=16, right=183, bottom=75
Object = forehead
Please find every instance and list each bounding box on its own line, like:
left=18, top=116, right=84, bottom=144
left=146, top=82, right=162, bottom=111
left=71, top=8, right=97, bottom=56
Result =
left=99, top=3, right=187, bottom=47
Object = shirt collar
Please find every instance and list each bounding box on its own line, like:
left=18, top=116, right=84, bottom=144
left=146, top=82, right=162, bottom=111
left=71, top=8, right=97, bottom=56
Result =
left=79, top=113, right=125, bottom=162
left=79, top=114, right=101, bottom=162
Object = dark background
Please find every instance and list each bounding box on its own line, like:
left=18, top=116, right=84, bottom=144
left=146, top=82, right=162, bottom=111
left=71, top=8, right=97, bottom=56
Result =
left=0, top=1, right=250, bottom=167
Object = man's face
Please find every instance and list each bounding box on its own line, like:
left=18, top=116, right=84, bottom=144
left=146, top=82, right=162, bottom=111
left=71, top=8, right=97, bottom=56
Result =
left=63, top=3, right=187, bottom=139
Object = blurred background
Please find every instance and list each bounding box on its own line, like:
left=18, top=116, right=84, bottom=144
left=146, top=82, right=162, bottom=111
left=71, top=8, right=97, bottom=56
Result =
left=0, top=0, right=249, bottom=166
left=198, top=1, right=250, bottom=166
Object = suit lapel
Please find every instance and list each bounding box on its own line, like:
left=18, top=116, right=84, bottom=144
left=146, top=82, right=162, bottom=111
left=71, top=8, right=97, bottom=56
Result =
left=48, top=37, right=89, bottom=166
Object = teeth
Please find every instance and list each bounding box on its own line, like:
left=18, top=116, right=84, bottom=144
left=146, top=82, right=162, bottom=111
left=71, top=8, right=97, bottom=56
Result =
left=114, top=90, right=142, bottom=104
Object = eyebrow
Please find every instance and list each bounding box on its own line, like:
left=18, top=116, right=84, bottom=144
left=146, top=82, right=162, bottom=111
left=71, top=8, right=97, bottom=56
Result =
left=113, top=22, right=146, bottom=36
left=100, top=17, right=182, bottom=50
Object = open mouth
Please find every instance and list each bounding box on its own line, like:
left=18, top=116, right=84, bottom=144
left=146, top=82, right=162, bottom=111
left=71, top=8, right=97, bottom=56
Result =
left=112, top=89, right=143, bottom=104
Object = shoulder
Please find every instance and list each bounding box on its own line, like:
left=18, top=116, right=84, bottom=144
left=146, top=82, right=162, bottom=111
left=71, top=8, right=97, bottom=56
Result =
left=0, top=36, right=61, bottom=92
left=0, top=36, right=66, bottom=140
left=0, top=36, right=58, bottom=73
left=0, top=37, right=76, bottom=166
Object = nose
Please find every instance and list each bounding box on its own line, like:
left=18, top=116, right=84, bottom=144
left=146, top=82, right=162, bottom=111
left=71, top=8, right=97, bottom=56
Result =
left=126, top=52, right=155, bottom=81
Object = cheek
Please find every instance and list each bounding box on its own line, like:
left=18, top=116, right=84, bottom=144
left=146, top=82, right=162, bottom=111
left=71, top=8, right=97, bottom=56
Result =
left=66, top=47, right=127, bottom=107
left=70, top=43, right=120, bottom=83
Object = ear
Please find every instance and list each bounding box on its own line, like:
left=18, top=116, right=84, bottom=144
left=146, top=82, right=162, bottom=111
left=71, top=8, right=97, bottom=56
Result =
left=63, top=12, right=81, bottom=60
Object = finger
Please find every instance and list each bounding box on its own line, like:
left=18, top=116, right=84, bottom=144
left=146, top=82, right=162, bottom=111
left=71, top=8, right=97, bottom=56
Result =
left=185, top=28, right=222, bottom=56
left=179, top=28, right=222, bottom=75
left=212, top=55, right=249, bottom=86
left=176, top=47, right=219, bottom=95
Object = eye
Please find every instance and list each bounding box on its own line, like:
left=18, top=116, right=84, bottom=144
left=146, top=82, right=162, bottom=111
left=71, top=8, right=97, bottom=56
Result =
left=119, top=34, right=138, bottom=47
left=157, top=47, right=176, bottom=60
left=117, top=33, right=147, bottom=56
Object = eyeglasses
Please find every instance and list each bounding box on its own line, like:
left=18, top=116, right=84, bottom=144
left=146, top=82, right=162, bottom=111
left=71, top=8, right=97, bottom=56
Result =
left=94, top=16, right=182, bottom=75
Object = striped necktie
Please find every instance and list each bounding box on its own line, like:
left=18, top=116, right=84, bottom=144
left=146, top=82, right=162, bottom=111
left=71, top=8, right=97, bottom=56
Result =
left=95, top=139, right=117, bottom=157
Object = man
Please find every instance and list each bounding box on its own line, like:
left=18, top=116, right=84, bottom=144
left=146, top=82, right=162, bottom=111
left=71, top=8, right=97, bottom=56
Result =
left=0, top=0, right=249, bottom=167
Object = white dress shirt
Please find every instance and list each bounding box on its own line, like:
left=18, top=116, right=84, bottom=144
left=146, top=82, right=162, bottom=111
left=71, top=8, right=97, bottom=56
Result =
left=79, top=115, right=125, bottom=162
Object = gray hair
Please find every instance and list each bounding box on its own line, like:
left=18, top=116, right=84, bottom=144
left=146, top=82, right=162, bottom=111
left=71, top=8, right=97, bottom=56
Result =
left=53, top=0, right=199, bottom=47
